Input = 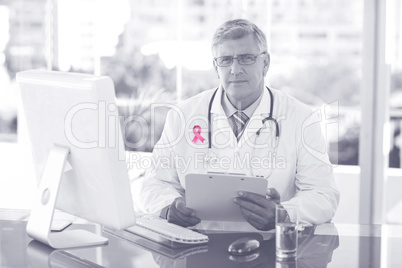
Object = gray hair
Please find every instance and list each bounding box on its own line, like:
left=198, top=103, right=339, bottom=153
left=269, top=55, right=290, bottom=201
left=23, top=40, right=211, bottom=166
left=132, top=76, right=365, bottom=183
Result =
left=211, top=19, right=268, bottom=56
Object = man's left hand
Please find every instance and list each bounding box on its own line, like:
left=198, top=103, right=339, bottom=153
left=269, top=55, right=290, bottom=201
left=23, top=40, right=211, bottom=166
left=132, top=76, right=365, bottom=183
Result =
left=233, top=188, right=280, bottom=231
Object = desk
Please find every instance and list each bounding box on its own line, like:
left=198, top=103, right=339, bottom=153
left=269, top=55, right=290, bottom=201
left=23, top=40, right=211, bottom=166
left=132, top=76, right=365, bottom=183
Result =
left=1, top=209, right=402, bottom=268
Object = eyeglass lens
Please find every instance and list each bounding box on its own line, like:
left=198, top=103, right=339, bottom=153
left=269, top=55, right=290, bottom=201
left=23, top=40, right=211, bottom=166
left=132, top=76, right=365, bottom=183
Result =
left=215, top=52, right=266, bottom=67
left=216, top=54, right=256, bottom=66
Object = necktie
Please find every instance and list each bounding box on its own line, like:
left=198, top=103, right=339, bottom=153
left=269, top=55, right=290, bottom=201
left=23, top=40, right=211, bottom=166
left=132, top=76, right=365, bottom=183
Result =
left=230, top=112, right=249, bottom=141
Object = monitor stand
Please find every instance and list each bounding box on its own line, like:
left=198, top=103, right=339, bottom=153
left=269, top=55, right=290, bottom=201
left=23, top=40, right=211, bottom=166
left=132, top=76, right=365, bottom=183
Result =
left=27, top=240, right=100, bottom=266
left=26, top=146, right=108, bottom=249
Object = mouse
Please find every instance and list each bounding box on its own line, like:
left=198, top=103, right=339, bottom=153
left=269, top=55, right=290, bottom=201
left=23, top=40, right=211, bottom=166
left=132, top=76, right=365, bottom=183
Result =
left=228, top=237, right=260, bottom=256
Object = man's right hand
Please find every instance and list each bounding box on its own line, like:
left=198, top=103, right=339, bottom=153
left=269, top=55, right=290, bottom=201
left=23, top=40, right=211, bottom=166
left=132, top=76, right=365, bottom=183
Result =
left=166, top=197, right=201, bottom=227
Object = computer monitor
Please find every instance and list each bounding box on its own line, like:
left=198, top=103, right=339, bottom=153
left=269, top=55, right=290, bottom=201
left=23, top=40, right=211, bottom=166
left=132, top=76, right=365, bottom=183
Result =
left=17, top=70, right=136, bottom=249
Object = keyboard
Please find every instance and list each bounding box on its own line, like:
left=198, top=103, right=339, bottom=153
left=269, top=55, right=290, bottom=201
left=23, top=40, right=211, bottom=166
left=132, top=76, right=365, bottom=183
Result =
left=132, top=217, right=209, bottom=245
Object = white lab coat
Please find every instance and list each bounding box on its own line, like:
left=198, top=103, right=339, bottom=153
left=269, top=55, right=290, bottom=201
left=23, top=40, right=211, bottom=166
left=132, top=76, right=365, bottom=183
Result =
left=132, top=86, right=340, bottom=225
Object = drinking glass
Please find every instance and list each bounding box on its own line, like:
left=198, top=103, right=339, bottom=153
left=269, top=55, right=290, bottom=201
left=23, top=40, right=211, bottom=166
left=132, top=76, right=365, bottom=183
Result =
left=275, top=204, right=298, bottom=259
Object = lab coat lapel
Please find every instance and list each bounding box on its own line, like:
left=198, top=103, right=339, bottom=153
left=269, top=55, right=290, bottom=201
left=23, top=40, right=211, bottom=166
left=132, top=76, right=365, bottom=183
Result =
left=240, top=87, right=272, bottom=146
left=253, top=86, right=272, bottom=119
left=210, top=86, right=235, bottom=145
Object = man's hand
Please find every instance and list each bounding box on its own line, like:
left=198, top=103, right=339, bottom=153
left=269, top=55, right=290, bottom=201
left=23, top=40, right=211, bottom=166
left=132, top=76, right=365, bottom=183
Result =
left=233, top=188, right=280, bottom=231
left=166, top=197, right=201, bottom=227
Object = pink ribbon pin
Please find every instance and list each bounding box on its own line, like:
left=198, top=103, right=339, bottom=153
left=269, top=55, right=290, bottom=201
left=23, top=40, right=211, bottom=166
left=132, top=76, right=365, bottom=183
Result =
left=192, top=125, right=205, bottom=143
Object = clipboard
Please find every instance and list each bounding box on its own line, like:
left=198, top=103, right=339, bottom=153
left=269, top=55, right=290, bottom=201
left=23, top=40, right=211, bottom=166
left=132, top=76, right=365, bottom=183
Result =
left=185, top=173, right=268, bottom=222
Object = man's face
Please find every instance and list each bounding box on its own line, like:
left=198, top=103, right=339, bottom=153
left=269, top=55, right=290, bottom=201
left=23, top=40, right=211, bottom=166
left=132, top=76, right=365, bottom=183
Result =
left=213, top=34, right=269, bottom=108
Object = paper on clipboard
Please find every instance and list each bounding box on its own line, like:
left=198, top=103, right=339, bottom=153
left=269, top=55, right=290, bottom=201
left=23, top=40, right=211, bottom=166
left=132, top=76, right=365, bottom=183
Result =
left=185, top=173, right=268, bottom=222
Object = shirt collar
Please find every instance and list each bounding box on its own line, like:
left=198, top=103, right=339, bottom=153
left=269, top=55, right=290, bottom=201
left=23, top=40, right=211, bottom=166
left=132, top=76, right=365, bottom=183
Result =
left=210, top=85, right=273, bottom=117
left=221, top=87, right=263, bottom=119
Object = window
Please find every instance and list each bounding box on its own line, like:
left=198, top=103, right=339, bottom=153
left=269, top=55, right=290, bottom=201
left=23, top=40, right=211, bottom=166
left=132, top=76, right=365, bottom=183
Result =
left=0, top=0, right=363, bottom=160
left=385, top=0, right=402, bottom=225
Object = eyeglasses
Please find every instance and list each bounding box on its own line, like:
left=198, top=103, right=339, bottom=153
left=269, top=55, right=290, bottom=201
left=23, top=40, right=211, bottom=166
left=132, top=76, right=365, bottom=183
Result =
left=214, top=52, right=267, bottom=67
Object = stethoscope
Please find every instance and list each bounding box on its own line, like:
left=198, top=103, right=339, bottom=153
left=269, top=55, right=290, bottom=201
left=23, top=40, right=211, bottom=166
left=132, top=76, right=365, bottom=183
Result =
left=205, top=86, right=280, bottom=166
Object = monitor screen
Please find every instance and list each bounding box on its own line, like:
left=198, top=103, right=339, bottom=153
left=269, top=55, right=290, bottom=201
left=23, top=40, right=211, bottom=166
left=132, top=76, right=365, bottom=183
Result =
left=17, top=70, right=136, bottom=231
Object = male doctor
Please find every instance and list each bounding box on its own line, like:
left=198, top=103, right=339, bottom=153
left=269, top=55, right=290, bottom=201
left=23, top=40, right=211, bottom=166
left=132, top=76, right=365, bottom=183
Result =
left=133, top=19, right=339, bottom=231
